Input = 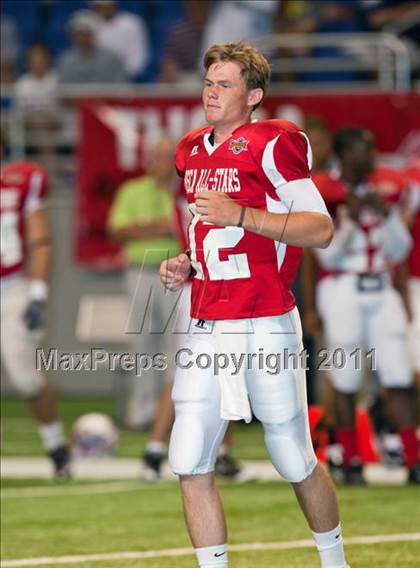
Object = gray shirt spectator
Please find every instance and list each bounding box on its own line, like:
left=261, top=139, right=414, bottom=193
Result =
left=57, top=9, right=127, bottom=84
left=58, top=47, right=126, bottom=84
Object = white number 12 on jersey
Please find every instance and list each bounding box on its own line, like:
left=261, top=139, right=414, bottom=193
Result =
left=188, top=216, right=250, bottom=281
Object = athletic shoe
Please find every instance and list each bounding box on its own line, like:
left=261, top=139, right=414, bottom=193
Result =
left=141, top=450, right=164, bottom=482
left=407, top=463, right=420, bottom=484
left=343, top=459, right=366, bottom=485
left=48, top=445, right=71, bottom=480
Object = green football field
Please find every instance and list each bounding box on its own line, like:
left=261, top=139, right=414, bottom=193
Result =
left=1, top=397, right=420, bottom=567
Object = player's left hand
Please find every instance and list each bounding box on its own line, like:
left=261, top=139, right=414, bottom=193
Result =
left=195, top=191, right=242, bottom=226
left=22, top=300, right=47, bottom=331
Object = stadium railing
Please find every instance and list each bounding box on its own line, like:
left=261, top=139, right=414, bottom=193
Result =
left=0, top=31, right=416, bottom=178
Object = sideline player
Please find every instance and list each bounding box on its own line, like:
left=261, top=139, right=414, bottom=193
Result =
left=404, top=159, right=420, bottom=424
left=313, top=127, right=419, bottom=484
left=160, top=42, right=349, bottom=568
left=1, top=153, right=70, bottom=479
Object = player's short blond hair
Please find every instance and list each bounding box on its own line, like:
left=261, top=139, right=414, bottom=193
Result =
left=204, top=41, right=271, bottom=109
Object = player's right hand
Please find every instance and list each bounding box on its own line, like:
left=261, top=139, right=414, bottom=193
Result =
left=160, top=253, right=191, bottom=291
left=22, top=299, right=46, bottom=331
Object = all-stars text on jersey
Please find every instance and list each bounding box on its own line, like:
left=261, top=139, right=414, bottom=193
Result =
left=184, top=168, right=241, bottom=194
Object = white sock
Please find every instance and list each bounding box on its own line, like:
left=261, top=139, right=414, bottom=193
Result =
left=312, top=524, right=348, bottom=568
left=195, top=544, right=228, bottom=567
left=38, top=421, right=65, bottom=452
left=146, top=441, right=166, bottom=454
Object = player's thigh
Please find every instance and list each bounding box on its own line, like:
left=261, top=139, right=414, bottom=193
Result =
left=408, top=278, right=420, bottom=373
left=169, top=333, right=228, bottom=475
left=1, top=282, right=45, bottom=397
left=316, top=276, right=364, bottom=393
left=246, top=309, right=306, bottom=423
left=316, top=276, right=363, bottom=346
left=246, top=311, right=317, bottom=482
left=368, top=287, right=412, bottom=388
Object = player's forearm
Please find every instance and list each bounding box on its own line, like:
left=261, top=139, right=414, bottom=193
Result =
left=241, top=207, right=333, bottom=248
left=26, top=208, right=51, bottom=290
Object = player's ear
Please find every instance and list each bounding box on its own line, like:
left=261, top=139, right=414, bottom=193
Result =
left=247, top=88, right=263, bottom=108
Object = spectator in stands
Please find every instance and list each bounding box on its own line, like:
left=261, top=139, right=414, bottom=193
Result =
left=201, top=1, right=279, bottom=56
left=159, top=0, right=210, bottom=84
left=90, top=0, right=150, bottom=80
left=57, top=10, right=127, bottom=84
left=15, top=45, right=58, bottom=114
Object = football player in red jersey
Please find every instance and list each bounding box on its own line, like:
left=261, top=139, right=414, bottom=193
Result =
left=1, top=153, right=70, bottom=479
left=312, top=128, right=419, bottom=485
left=160, top=42, right=349, bottom=568
left=404, top=159, right=420, bottom=436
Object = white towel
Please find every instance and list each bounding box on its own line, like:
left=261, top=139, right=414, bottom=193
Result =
left=213, top=319, right=252, bottom=423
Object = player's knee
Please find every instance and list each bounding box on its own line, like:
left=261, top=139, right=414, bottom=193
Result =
left=168, top=397, right=221, bottom=476
left=263, top=411, right=317, bottom=483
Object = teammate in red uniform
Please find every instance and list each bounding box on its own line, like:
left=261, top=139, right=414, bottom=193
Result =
left=404, top=158, right=420, bottom=429
left=313, top=127, right=419, bottom=484
left=1, top=157, right=70, bottom=479
left=160, top=42, right=349, bottom=568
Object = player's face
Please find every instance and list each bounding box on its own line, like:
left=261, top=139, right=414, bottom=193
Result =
left=203, top=61, right=257, bottom=129
left=348, top=137, right=375, bottom=177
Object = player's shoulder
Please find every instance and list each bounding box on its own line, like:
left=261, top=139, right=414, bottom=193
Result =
left=312, top=170, right=346, bottom=202
left=1, top=161, right=47, bottom=187
left=176, top=125, right=212, bottom=153
left=368, top=165, right=407, bottom=200
left=245, top=118, right=303, bottom=142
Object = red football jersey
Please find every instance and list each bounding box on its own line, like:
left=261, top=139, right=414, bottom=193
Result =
left=313, top=166, right=407, bottom=277
left=405, top=160, right=420, bottom=278
left=175, top=119, right=314, bottom=320
left=0, top=161, right=48, bottom=278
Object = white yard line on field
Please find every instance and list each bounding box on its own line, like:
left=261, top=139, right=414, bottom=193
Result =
left=0, top=481, right=166, bottom=499
left=2, top=533, right=420, bottom=567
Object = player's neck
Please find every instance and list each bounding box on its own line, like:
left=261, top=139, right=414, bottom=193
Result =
left=213, top=117, right=250, bottom=145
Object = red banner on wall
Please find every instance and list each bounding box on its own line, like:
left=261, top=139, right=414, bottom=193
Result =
left=75, top=91, right=420, bottom=267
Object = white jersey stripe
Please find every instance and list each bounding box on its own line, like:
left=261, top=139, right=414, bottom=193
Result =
left=261, top=134, right=286, bottom=187
left=266, top=193, right=287, bottom=270
left=299, top=131, right=313, bottom=170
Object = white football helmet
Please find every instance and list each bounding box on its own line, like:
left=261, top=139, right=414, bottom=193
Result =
left=71, top=413, right=118, bottom=457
